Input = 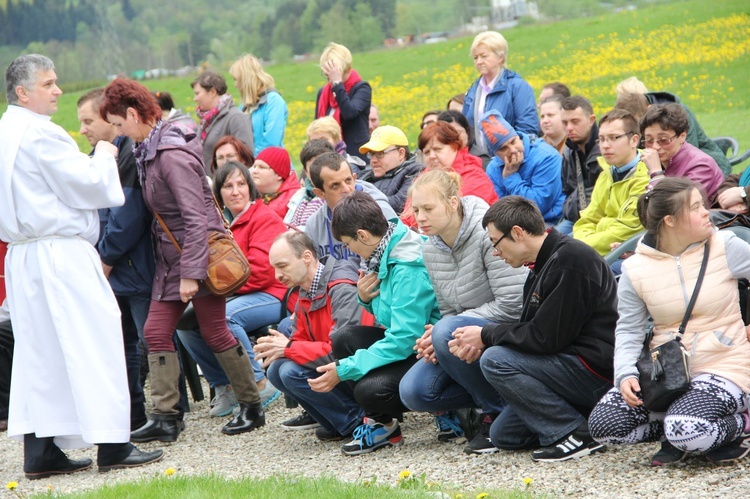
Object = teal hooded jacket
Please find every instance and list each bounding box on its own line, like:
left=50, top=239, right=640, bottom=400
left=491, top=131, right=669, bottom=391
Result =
left=336, top=221, right=441, bottom=382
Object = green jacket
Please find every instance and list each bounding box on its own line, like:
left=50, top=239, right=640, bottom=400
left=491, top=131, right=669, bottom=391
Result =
left=573, top=155, right=649, bottom=255
left=336, top=221, right=441, bottom=382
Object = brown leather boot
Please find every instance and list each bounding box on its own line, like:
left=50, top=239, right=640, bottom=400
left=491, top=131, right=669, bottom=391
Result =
left=131, top=352, right=181, bottom=443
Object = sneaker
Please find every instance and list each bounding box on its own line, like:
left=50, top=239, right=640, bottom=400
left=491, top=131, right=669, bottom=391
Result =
left=341, top=418, right=403, bottom=456
left=316, top=426, right=349, bottom=442
left=282, top=410, right=321, bottom=431
left=531, top=426, right=605, bottom=462
left=435, top=412, right=466, bottom=443
left=209, top=385, right=238, bottom=417
left=651, top=440, right=687, bottom=467
left=706, top=436, right=750, bottom=464
left=463, top=413, right=498, bottom=454
left=259, top=380, right=282, bottom=408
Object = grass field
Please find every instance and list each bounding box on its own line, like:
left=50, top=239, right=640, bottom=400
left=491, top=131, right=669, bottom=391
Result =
left=3, top=0, right=747, bottom=172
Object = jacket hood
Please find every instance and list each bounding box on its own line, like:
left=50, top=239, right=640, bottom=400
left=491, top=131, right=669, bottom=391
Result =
left=146, top=122, right=201, bottom=163
left=378, top=220, right=427, bottom=280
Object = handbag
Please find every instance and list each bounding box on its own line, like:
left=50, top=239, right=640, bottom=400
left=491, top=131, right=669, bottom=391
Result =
left=154, top=196, right=251, bottom=298
left=636, top=241, right=709, bottom=412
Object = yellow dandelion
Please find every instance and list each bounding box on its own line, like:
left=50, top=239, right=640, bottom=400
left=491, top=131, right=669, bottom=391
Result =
left=164, top=467, right=176, bottom=476
left=398, top=469, right=412, bottom=480
left=455, top=495, right=464, bottom=499
left=6, top=482, right=18, bottom=490
left=523, top=477, right=533, bottom=485
left=476, top=493, right=489, bottom=499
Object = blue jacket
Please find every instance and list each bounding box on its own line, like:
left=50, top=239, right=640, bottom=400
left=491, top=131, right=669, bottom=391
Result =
left=336, top=221, right=441, bottom=382
left=248, top=90, right=288, bottom=155
left=97, top=135, right=155, bottom=296
left=486, top=133, right=565, bottom=223
left=462, top=69, right=539, bottom=138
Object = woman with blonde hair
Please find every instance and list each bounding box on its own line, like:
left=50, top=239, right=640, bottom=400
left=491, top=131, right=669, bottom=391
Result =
left=399, top=169, right=526, bottom=454
left=230, top=54, right=288, bottom=155
left=462, top=31, right=538, bottom=159
left=306, top=116, right=370, bottom=179
left=315, top=42, right=372, bottom=162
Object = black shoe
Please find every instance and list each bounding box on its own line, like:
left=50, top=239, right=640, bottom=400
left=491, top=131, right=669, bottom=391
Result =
left=0, top=419, right=6, bottom=432
left=463, top=413, right=498, bottom=454
left=282, top=410, right=321, bottom=431
left=222, top=402, right=265, bottom=435
left=130, top=415, right=181, bottom=443
left=98, top=446, right=163, bottom=473
left=531, top=424, right=605, bottom=462
left=25, top=457, right=93, bottom=480
left=315, top=426, right=348, bottom=442
left=651, top=440, right=687, bottom=466
left=706, top=436, right=750, bottom=464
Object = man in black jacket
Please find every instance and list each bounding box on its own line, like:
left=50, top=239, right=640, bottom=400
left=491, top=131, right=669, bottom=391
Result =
left=448, top=196, right=616, bottom=462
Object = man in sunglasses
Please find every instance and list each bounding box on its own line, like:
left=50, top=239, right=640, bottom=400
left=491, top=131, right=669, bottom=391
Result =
left=573, top=109, right=650, bottom=256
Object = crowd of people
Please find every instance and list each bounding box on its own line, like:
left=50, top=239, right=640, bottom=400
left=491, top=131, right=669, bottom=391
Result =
left=1, top=29, right=750, bottom=481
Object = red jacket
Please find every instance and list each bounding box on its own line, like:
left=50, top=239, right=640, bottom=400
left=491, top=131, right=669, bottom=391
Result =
left=265, top=172, right=299, bottom=220
left=0, top=242, right=6, bottom=304
left=230, top=201, right=288, bottom=300
left=284, top=257, right=369, bottom=369
left=401, top=147, right=498, bottom=228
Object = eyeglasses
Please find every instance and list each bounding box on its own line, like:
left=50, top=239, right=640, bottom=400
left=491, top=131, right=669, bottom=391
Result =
left=367, top=147, right=399, bottom=160
left=596, top=132, right=634, bottom=145
left=491, top=231, right=510, bottom=251
left=644, top=134, right=678, bottom=147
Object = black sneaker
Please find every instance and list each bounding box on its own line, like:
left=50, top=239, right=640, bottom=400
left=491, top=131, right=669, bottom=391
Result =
left=463, top=413, right=498, bottom=454
left=281, top=410, right=321, bottom=431
left=706, top=436, right=750, bottom=464
left=315, top=426, right=349, bottom=442
left=651, top=440, right=687, bottom=467
left=531, top=426, right=605, bottom=462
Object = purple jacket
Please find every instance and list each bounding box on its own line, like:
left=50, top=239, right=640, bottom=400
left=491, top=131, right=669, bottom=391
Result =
left=663, top=142, right=724, bottom=202
left=141, top=124, right=226, bottom=301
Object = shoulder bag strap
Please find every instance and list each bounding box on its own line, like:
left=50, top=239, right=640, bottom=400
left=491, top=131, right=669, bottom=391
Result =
left=153, top=211, right=182, bottom=254
left=677, top=241, right=711, bottom=339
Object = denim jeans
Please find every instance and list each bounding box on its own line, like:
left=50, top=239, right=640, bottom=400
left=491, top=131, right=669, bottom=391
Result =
left=116, top=294, right=151, bottom=426
left=556, top=218, right=574, bottom=235
left=480, top=345, right=612, bottom=447
left=176, top=292, right=282, bottom=386
left=400, top=315, right=503, bottom=414
left=401, top=315, right=505, bottom=415
left=267, top=358, right=363, bottom=435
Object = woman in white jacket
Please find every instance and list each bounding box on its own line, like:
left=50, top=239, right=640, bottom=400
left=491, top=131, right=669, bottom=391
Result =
left=399, top=170, right=527, bottom=455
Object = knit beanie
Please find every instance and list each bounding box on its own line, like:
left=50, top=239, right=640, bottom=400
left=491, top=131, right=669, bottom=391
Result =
left=256, top=147, right=291, bottom=179
left=479, top=110, right=518, bottom=156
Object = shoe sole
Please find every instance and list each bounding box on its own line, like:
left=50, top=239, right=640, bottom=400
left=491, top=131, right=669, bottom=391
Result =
left=209, top=404, right=239, bottom=417
left=130, top=433, right=179, bottom=443
left=651, top=453, right=688, bottom=467
left=261, top=390, right=282, bottom=408
left=282, top=423, right=321, bottom=431
left=463, top=446, right=499, bottom=455
left=98, top=452, right=164, bottom=473
left=707, top=447, right=750, bottom=464
left=531, top=444, right=606, bottom=463
left=25, top=462, right=93, bottom=480
left=221, top=419, right=266, bottom=436
left=341, top=436, right=403, bottom=456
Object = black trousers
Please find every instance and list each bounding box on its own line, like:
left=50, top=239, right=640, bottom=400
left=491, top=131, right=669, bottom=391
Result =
left=331, top=325, right=416, bottom=420
left=0, top=320, right=13, bottom=420
left=23, top=433, right=132, bottom=470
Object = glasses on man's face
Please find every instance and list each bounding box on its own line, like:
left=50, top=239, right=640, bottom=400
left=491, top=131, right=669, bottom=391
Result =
left=644, top=134, right=678, bottom=148
left=367, top=147, right=398, bottom=160
left=491, top=231, right=510, bottom=251
left=596, top=132, right=634, bottom=145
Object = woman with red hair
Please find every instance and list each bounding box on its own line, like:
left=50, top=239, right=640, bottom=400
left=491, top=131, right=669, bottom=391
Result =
left=101, top=78, right=264, bottom=441
left=401, top=122, right=498, bottom=228
left=210, top=135, right=255, bottom=174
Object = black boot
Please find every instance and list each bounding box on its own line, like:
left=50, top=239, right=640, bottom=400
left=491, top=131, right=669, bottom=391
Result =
left=222, top=402, right=265, bottom=435
left=130, top=414, right=181, bottom=443
left=23, top=434, right=93, bottom=480
left=98, top=442, right=164, bottom=472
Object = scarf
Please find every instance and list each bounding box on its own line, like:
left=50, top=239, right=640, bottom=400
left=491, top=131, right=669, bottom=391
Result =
left=261, top=192, right=281, bottom=205
left=362, top=221, right=396, bottom=274
left=133, top=120, right=163, bottom=185
left=197, top=94, right=233, bottom=142
left=303, top=177, right=316, bottom=200
left=315, top=70, right=363, bottom=139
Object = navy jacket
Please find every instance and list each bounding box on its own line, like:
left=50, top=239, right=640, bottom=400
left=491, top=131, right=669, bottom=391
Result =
left=97, top=135, right=155, bottom=296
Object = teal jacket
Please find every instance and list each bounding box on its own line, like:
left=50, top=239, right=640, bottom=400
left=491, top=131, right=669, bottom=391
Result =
left=336, top=221, right=441, bottom=381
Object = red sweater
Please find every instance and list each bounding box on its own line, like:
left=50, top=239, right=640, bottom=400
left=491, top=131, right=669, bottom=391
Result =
left=401, top=147, right=498, bottom=227
left=265, top=172, right=299, bottom=220
left=230, top=202, right=288, bottom=300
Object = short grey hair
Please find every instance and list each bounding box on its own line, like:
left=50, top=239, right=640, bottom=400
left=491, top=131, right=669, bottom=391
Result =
left=4, top=54, right=54, bottom=105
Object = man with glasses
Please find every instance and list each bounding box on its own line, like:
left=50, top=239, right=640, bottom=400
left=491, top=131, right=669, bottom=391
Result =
left=447, top=196, right=617, bottom=462
left=572, top=109, right=649, bottom=255
left=558, top=96, right=602, bottom=234
left=361, top=125, right=424, bottom=213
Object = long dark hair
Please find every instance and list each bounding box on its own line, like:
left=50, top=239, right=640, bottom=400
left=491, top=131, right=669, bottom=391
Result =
left=637, top=177, right=699, bottom=248
left=213, top=161, right=261, bottom=207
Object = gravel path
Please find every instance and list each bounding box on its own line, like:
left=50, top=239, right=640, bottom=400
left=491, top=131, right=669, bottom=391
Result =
left=2, top=381, right=749, bottom=497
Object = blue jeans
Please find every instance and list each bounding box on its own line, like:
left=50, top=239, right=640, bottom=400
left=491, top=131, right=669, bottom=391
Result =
left=556, top=219, right=574, bottom=235
left=267, top=358, right=363, bottom=435
left=480, top=346, right=612, bottom=448
left=116, top=294, right=150, bottom=426
left=400, top=315, right=504, bottom=414
left=176, top=292, right=282, bottom=386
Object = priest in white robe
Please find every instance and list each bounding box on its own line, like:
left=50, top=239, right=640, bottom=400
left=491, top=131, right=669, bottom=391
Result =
left=0, top=54, right=163, bottom=479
